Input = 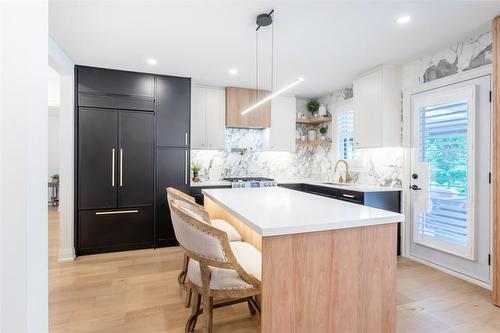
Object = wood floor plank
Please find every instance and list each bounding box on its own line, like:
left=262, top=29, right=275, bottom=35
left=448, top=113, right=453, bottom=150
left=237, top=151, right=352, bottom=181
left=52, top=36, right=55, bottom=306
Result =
left=48, top=208, right=500, bottom=332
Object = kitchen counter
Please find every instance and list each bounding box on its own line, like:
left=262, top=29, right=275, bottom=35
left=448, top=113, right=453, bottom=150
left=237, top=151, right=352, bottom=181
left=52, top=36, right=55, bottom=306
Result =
left=202, top=187, right=404, bottom=236
left=191, top=178, right=401, bottom=192
left=202, top=186, right=403, bottom=332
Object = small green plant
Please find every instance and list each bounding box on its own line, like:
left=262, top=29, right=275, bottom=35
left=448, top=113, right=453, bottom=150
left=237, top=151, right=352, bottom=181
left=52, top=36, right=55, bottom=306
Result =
left=319, top=126, right=328, bottom=136
left=51, top=174, right=59, bottom=182
left=306, top=100, right=320, bottom=114
left=191, top=163, right=201, bottom=174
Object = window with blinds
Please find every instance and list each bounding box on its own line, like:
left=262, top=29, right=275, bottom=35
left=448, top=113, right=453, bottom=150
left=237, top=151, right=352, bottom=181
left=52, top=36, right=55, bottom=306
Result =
left=418, top=100, right=469, bottom=247
left=337, top=110, right=355, bottom=160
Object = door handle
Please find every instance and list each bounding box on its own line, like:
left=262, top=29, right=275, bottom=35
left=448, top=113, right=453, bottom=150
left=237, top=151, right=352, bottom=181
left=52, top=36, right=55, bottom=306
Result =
left=120, top=149, right=123, bottom=187
left=185, top=150, right=188, bottom=185
left=185, top=132, right=188, bottom=146
left=409, top=184, right=422, bottom=191
left=95, top=210, right=138, bottom=216
left=111, top=148, right=115, bottom=187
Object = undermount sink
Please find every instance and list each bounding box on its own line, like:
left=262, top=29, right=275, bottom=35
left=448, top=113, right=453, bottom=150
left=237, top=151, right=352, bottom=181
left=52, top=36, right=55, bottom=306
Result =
left=322, top=182, right=352, bottom=186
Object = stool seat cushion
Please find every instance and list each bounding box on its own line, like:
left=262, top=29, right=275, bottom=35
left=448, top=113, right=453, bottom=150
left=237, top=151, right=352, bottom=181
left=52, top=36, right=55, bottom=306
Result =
left=187, top=241, right=261, bottom=290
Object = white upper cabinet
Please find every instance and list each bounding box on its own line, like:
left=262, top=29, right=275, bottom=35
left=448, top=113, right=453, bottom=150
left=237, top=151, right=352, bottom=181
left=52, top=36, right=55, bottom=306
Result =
left=353, top=65, right=401, bottom=148
left=191, top=86, right=225, bottom=149
left=264, top=95, right=296, bottom=152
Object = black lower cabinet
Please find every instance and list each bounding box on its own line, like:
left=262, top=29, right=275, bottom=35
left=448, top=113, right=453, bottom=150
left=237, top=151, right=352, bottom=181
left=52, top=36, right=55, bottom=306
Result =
left=78, top=207, right=154, bottom=255
left=156, top=148, right=189, bottom=247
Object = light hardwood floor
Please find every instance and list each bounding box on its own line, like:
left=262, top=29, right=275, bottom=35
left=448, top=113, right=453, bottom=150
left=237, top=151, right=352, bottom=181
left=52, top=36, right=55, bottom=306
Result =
left=49, top=208, right=500, bottom=333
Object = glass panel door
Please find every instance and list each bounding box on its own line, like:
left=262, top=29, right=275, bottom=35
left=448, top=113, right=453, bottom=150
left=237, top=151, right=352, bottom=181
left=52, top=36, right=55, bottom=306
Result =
left=410, top=75, right=491, bottom=284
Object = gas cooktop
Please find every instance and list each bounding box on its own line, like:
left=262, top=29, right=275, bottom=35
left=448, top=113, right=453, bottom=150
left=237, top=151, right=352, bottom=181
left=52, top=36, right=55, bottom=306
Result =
left=223, top=177, right=274, bottom=182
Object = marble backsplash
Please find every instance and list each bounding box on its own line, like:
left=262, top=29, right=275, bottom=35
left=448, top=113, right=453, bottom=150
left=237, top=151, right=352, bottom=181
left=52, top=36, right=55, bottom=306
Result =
left=401, top=30, right=492, bottom=89
left=191, top=129, right=403, bottom=187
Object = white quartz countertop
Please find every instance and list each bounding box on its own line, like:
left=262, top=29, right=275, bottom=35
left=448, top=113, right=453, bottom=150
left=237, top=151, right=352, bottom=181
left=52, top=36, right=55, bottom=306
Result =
left=202, top=187, right=405, bottom=236
left=191, top=179, right=402, bottom=192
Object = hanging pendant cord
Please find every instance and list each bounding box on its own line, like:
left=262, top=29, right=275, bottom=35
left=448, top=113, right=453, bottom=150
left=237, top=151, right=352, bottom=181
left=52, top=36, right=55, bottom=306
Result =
left=271, top=20, right=274, bottom=93
left=256, top=28, right=259, bottom=102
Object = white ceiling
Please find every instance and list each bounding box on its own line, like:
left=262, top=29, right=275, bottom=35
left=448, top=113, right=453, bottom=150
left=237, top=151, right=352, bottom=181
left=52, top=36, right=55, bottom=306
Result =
left=49, top=1, right=500, bottom=98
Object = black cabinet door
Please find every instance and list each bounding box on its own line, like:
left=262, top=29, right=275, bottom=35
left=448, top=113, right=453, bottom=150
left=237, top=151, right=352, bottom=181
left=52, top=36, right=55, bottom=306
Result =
left=78, top=108, right=118, bottom=209
left=78, top=207, right=154, bottom=255
left=118, top=111, right=154, bottom=207
left=78, top=66, right=154, bottom=97
left=156, top=148, right=189, bottom=246
left=156, top=76, right=190, bottom=147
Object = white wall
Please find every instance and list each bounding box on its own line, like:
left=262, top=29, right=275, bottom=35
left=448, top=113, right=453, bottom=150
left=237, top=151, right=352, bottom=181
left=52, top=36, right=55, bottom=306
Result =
left=48, top=107, right=60, bottom=179
left=49, top=37, right=75, bottom=262
left=0, top=1, right=48, bottom=332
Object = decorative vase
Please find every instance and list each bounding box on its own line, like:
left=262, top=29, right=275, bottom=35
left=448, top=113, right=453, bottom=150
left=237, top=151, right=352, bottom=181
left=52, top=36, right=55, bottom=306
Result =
left=318, top=104, right=327, bottom=116
left=192, top=171, right=200, bottom=183
left=308, top=130, right=317, bottom=141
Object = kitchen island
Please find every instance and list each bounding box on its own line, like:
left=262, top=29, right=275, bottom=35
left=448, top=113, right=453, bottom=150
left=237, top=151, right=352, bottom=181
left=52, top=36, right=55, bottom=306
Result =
left=202, top=187, right=405, bottom=333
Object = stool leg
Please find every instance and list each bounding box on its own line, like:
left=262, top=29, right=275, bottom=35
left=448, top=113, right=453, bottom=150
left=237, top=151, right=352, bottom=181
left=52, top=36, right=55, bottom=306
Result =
left=178, top=254, right=189, bottom=285
left=185, top=290, right=201, bottom=333
left=247, top=297, right=256, bottom=315
left=202, top=295, right=213, bottom=333
left=184, top=287, right=192, bottom=308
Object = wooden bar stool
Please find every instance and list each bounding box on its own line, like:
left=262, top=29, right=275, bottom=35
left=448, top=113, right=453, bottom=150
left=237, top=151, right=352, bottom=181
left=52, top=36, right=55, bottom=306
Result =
left=170, top=199, right=261, bottom=333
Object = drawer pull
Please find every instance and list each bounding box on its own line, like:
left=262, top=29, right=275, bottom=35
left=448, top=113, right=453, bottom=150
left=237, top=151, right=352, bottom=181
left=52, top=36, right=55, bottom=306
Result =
left=95, top=210, right=139, bottom=215
left=342, top=194, right=355, bottom=198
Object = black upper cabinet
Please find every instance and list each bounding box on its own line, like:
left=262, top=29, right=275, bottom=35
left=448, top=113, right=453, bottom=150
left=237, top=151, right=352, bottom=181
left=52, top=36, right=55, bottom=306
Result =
left=118, top=111, right=154, bottom=207
left=79, top=108, right=118, bottom=210
left=78, top=67, right=154, bottom=97
left=156, top=148, right=189, bottom=246
left=157, top=76, right=191, bottom=147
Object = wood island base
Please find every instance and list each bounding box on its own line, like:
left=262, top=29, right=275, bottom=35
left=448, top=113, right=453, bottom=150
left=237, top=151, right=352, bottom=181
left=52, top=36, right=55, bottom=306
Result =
left=204, top=196, right=398, bottom=333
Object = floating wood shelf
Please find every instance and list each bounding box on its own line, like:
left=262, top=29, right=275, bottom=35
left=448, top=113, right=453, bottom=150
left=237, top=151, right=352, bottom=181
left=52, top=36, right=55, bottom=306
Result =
left=296, top=139, right=332, bottom=145
left=296, top=116, right=331, bottom=125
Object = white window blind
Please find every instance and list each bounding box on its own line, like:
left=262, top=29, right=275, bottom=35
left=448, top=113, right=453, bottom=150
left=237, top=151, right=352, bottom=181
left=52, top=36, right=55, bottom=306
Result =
left=337, top=110, right=355, bottom=160
left=418, top=100, right=469, bottom=247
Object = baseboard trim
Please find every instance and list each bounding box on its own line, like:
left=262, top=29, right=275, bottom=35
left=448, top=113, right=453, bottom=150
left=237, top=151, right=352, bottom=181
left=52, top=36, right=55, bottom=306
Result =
left=58, top=247, right=75, bottom=262
left=404, top=254, right=492, bottom=290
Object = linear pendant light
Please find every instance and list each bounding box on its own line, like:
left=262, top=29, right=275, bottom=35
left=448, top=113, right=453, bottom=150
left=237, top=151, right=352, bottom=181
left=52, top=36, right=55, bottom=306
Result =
left=241, top=77, right=304, bottom=115
left=241, top=9, right=303, bottom=115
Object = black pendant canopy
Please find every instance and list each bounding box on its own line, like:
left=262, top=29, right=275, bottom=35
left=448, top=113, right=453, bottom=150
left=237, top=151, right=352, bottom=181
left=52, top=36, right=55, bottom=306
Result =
left=256, top=9, right=274, bottom=30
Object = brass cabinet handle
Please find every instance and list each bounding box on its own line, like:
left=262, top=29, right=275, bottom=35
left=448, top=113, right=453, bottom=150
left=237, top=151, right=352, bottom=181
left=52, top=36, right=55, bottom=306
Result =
left=185, top=150, right=188, bottom=185
left=120, top=148, right=123, bottom=187
left=111, top=148, right=115, bottom=187
left=95, top=210, right=139, bottom=215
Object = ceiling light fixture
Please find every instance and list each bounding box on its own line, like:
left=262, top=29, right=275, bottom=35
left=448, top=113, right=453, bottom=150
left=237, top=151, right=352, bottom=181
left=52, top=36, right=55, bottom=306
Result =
left=241, top=77, right=304, bottom=115
left=229, top=68, right=238, bottom=75
left=147, top=58, right=157, bottom=65
left=396, top=15, right=411, bottom=24
left=241, top=9, right=303, bottom=115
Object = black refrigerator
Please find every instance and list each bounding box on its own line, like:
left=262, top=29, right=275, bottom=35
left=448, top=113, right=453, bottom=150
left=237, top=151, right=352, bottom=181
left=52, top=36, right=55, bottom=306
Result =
left=75, top=66, right=190, bottom=255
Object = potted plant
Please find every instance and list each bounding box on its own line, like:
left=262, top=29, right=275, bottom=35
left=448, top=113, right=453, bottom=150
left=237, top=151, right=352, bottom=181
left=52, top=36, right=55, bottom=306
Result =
left=51, top=174, right=59, bottom=183
left=319, top=126, right=328, bottom=140
left=306, top=100, right=320, bottom=118
left=191, top=163, right=201, bottom=183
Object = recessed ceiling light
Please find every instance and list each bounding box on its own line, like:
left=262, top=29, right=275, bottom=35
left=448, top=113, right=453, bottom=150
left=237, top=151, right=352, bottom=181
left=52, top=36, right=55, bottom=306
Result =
left=396, top=15, right=411, bottom=24
left=228, top=68, right=238, bottom=75
left=147, top=58, right=157, bottom=65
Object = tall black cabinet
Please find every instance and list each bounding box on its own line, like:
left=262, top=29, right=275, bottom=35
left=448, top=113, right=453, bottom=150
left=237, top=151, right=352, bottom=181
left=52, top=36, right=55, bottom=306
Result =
left=75, top=66, right=190, bottom=255
left=155, top=76, right=191, bottom=247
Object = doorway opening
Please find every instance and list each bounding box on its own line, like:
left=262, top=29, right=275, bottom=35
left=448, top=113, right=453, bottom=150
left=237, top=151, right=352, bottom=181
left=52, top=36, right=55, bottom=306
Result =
left=48, top=65, right=61, bottom=265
